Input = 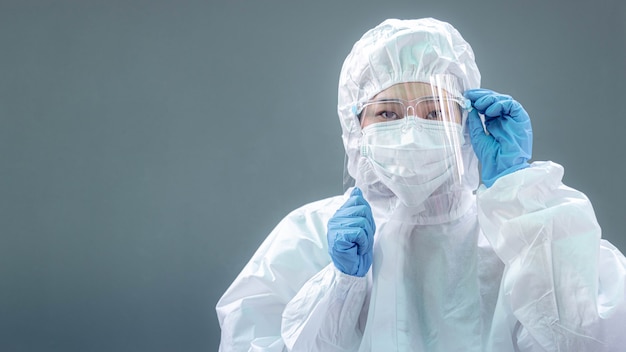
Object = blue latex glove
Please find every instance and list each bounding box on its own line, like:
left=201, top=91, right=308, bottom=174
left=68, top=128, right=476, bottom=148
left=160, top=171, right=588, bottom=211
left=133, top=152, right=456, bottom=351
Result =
left=464, top=89, right=533, bottom=188
left=327, top=187, right=375, bottom=277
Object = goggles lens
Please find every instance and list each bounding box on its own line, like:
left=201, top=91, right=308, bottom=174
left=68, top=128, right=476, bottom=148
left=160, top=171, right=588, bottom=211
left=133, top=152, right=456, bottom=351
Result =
left=359, top=96, right=467, bottom=126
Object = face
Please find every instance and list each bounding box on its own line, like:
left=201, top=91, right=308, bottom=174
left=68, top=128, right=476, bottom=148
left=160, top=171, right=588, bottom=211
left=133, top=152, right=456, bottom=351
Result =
left=359, top=82, right=464, bottom=128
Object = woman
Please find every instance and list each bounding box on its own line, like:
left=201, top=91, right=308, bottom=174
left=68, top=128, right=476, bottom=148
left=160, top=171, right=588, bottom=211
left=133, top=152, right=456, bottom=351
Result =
left=217, top=18, right=626, bottom=352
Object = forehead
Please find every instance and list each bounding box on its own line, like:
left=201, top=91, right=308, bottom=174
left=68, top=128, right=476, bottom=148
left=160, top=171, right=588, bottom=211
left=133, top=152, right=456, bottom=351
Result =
left=372, top=82, right=452, bottom=101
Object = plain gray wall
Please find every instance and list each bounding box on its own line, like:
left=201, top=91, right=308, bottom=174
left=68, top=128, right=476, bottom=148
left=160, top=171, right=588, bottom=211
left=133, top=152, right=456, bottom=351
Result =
left=1, top=0, right=624, bottom=351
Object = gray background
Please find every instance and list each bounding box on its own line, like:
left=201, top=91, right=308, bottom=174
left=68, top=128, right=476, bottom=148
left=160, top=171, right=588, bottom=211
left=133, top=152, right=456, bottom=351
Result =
left=1, top=0, right=624, bottom=351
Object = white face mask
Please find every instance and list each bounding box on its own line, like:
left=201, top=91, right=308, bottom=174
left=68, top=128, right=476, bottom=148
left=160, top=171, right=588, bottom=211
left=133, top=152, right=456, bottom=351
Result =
left=360, top=117, right=465, bottom=207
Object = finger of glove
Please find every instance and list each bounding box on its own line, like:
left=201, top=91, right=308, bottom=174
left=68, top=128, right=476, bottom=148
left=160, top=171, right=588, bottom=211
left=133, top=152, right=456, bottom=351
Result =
left=331, top=227, right=370, bottom=255
left=328, top=216, right=374, bottom=253
left=333, top=247, right=372, bottom=277
left=473, top=94, right=513, bottom=117
left=467, top=90, right=529, bottom=124
left=483, top=107, right=531, bottom=154
left=341, top=188, right=371, bottom=210
left=355, top=252, right=372, bottom=277
left=333, top=203, right=374, bottom=229
left=496, top=119, right=533, bottom=160
left=331, top=249, right=359, bottom=276
left=464, top=88, right=497, bottom=102
left=465, top=89, right=511, bottom=108
left=467, top=109, right=486, bottom=140
left=483, top=99, right=528, bottom=123
left=336, top=193, right=375, bottom=232
left=467, top=109, right=496, bottom=157
left=350, top=187, right=363, bottom=197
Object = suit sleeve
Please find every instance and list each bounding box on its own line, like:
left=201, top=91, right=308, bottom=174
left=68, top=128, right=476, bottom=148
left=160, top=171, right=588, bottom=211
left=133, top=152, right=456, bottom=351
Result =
left=477, top=161, right=626, bottom=351
left=216, top=198, right=368, bottom=352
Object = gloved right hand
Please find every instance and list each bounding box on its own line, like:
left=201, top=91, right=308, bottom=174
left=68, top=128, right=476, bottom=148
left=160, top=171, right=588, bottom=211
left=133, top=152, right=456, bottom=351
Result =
left=327, top=187, right=376, bottom=277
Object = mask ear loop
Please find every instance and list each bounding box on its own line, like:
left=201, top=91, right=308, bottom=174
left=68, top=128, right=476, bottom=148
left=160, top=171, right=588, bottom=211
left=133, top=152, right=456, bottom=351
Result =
left=351, top=105, right=362, bottom=127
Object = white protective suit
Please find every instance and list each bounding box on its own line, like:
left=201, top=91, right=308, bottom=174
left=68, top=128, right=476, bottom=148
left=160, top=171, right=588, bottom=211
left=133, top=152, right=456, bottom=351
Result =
left=216, top=18, right=626, bottom=352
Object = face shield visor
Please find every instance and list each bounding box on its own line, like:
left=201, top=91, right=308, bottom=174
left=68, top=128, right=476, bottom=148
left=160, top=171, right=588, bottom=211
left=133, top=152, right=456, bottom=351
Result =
left=344, top=75, right=473, bottom=208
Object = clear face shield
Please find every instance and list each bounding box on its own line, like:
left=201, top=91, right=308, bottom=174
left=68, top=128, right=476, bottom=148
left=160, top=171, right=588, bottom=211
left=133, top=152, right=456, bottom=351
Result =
left=344, top=75, right=472, bottom=208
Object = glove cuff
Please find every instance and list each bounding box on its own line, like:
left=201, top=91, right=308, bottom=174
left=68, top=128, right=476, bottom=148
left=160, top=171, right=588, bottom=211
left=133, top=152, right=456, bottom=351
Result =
left=483, top=162, right=530, bottom=188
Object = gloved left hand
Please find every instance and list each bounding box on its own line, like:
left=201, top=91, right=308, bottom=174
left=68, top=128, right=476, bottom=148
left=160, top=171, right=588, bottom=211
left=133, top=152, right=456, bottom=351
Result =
left=327, top=187, right=376, bottom=277
left=464, top=88, right=533, bottom=188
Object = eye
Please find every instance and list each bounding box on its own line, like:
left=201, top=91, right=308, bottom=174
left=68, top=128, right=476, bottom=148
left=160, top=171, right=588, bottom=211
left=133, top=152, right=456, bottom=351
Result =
left=370, top=102, right=404, bottom=120
left=425, top=109, right=443, bottom=120
left=415, top=98, right=464, bottom=123
left=378, top=110, right=400, bottom=120
left=361, top=101, right=405, bottom=124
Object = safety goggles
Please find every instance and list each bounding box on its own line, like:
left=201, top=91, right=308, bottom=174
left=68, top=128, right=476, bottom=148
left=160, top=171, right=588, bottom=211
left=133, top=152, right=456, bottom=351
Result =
left=357, top=96, right=471, bottom=127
